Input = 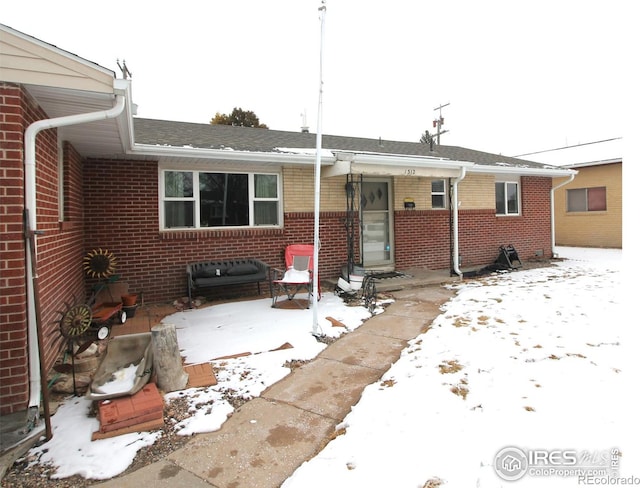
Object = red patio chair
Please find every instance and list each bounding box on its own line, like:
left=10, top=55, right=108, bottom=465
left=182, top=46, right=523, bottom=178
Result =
left=270, top=244, right=321, bottom=308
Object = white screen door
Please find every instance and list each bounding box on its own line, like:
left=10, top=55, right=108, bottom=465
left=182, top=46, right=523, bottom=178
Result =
left=361, top=180, right=393, bottom=266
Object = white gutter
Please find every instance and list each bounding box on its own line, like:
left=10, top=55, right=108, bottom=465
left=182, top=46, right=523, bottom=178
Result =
left=451, top=166, right=467, bottom=279
left=469, top=164, right=576, bottom=177
left=23, top=90, right=126, bottom=411
left=550, top=172, right=577, bottom=257
left=131, top=143, right=335, bottom=165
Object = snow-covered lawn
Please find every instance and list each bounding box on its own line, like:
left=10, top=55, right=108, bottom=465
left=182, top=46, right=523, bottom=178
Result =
left=284, top=247, right=633, bottom=487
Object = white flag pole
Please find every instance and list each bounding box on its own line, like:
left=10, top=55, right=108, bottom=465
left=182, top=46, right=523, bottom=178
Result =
left=312, top=0, right=326, bottom=336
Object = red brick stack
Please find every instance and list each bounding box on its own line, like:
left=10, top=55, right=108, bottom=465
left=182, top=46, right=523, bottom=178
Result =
left=92, top=383, right=164, bottom=440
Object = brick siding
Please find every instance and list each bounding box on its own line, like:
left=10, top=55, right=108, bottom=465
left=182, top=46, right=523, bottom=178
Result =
left=0, top=85, right=86, bottom=414
left=1, top=84, right=554, bottom=413
left=83, top=157, right=354, bottom=302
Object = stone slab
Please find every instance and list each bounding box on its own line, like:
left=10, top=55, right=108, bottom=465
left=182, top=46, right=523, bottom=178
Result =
left=318, top=329, right=406, bottom=370
left=184, top=363, right=217, bottom=388
left=168, top=398, right=335, bottom=488
left=358, top=313, right=432, bottom=340
left=263, top=357, right=383, bottom=420
left=94, top=460, right=213, bottom=488
left=382, top=297, right=448, bottom=318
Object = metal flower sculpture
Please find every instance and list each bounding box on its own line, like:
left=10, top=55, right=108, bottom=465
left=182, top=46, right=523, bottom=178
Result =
left=83, top=248, right=117, bottom=279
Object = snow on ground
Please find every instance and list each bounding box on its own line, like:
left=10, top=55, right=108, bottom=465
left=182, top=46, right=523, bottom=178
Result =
left=23, top=293, right=374, bottom=480
left=283, top=247, right=634, bottom=487
left=20, top=247, right=634, bottom=486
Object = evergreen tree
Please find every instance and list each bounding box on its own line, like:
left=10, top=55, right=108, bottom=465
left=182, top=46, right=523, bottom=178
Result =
left=420, top=130, right=435, bottom=150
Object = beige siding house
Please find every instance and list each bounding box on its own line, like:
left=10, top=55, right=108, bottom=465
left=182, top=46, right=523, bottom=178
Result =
left=553, top=160, right=622, bottom=248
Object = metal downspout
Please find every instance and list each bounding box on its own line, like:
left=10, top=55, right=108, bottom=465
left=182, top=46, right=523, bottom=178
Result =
left=550, top=173, right=576, bottom=257
left=451, top=166, right=467, bottom=279
left=23, top=95, right=126, bottom=416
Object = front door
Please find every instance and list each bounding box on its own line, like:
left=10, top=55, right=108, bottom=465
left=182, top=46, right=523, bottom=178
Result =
left=361, top=179, right=393, bottom=268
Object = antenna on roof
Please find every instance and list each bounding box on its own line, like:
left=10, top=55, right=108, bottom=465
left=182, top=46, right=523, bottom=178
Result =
left=116, top=59, right=132, bottom=79
left=433, top=102, right=450, bottom=144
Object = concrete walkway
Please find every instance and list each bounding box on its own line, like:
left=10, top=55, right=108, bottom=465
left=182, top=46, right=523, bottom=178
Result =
left=96, top=283, right=455, bottom=488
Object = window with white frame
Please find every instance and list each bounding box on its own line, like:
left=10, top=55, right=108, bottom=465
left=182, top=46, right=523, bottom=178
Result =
left=566, top=187, right=606, bottom=212
left=161, top=170, right=280, bottom=229
left=495, top=181, right=520, bottom=215
left=431, top=179, right=447, bottom=209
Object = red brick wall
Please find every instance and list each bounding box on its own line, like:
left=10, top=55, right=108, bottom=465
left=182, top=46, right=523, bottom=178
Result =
left=394, top=176, right=553, bottom=271
left=461, top=176, right=552, bottom=267
left=0, top=84, right=29, bottom=414
left=0, top=85, right=87, bottom=415
left=83, top=160, right=554, bottom=302
left=394, top=209, right=452, bottom=269
left=82, top=159, right=353, bottom=302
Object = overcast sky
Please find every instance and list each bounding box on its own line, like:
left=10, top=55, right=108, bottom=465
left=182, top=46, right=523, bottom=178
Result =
left=2, top=0, right=632, bottom=158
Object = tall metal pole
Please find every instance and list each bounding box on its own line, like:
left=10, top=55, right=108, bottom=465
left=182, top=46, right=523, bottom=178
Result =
left=312, top=0, right=326, bottom=336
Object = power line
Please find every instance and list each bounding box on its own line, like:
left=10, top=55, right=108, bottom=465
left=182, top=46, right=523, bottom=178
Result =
left=513, top=137, right=622, bottom=158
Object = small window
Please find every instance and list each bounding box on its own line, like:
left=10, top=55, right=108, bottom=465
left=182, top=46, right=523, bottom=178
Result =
left=431, top=179, right=447, bottom=209
left=495, top=181, right=520, bottom=215
left=164, top=171, right=195, bottom=228
left=254, top=174, right=279, bottom=226
left=567, top=187, right=606, bottom=212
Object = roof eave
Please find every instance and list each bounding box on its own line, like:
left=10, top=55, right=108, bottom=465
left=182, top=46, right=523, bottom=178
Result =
left=129, top=143, right=335, bottom=165
left=469, top=165, right=577, bottom=177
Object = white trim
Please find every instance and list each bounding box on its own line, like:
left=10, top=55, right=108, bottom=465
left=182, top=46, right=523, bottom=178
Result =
left=563, top=158, right=621, bottom=169
left=159, top=169, right=283, bottom=230
left=550, top=174, right=576, bottom=256
left=470, top=164, right=575, bottom=177
left=131, top=143, right=332, bottom=165
left=451, top=167, right=467, bottom=278
left=431, top=178, right=448, bottom=209
left=57, top=136, right=64, bottom=221
left=495, top=180, right=521, bottom=216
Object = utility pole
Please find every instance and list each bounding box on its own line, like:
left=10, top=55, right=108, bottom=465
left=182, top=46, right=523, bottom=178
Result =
left=433, top=102, right=450, bottom=144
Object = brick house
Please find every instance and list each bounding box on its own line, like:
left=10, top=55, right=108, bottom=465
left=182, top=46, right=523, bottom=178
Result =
left=1, top=23, right=575, bottom=416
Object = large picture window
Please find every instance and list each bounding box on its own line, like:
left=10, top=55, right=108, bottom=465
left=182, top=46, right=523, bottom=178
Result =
left=162, top=170, right=280, bottom=229
left=566, top=187, right=606, bottom=212
left=495, top=181, right=520, bottom=215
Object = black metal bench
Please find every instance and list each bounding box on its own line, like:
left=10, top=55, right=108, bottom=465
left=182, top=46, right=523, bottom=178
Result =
left=186, top=258, right=270, bottom=307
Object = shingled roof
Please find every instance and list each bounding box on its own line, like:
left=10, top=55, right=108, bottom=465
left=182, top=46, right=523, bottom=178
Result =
left=133, top=118, right=551, bottom=169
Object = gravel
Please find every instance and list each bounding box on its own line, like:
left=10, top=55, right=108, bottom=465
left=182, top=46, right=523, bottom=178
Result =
left=1, top=395, right=196, bottom=488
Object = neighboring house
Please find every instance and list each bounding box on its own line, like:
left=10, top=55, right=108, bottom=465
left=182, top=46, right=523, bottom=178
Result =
left=0, top=24, right=575, bottom=416
left=553, top=159, right=622, bottom=249
left=527, top=138, right=623, bottom=249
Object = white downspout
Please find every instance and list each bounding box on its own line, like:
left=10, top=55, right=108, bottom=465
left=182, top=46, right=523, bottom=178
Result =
left=451, top=166, right=467, bottom=279
left=24, top=94, right=126, bottom=410
left=550, top=173, right=576, bottom=258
